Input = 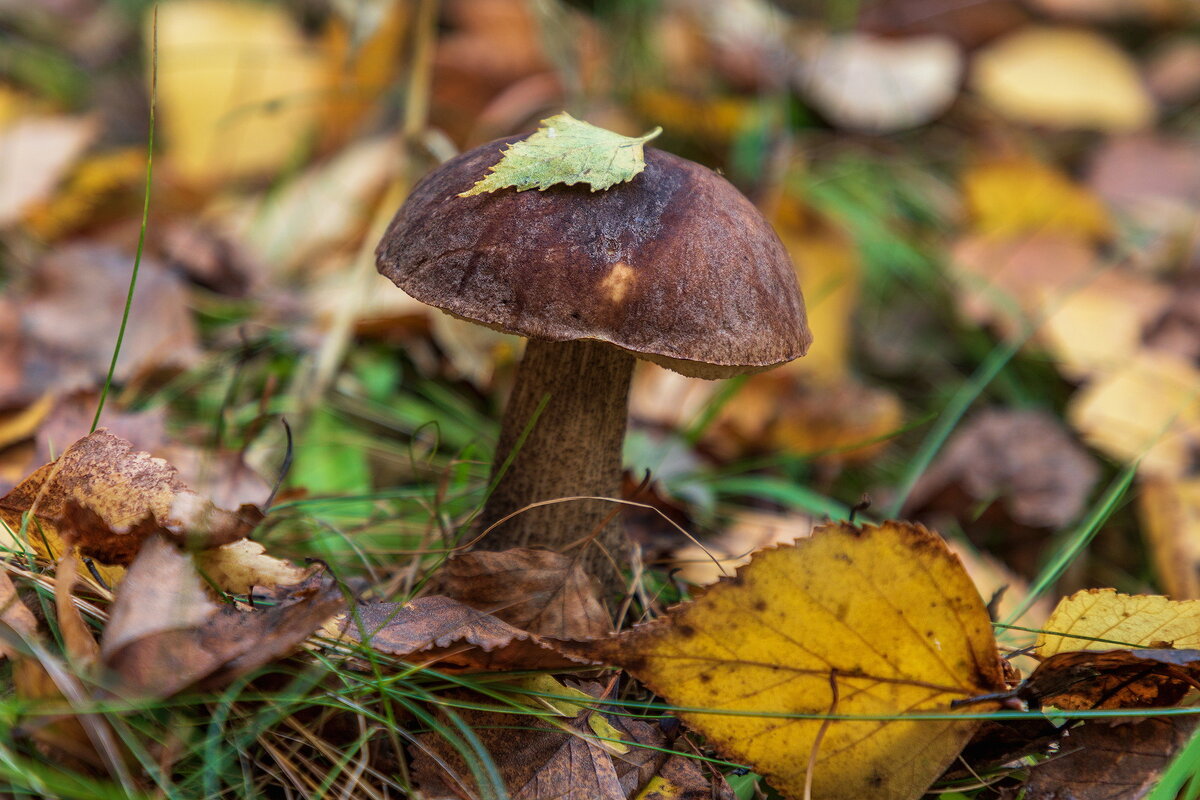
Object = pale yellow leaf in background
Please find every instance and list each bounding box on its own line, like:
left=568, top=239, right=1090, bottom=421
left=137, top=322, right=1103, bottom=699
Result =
left=963, top=160, right=1113, bottom=241
left=774, top=204, right=861, bottom=382
left=672, top=509, right=814, bottom=586
left=0, top=116, right=98, bottom=227
left=973, top=27, right=1155, bottom=131
left=1139, top=478, right=1200, bottom=600
left=1036, top=270, right=1170, bottom=380
left=795, top=32, right=963, bottom=133
left=1068, top=352, right=1200, bottom=478
left=154, top=0, right=323, bottom=184
left=1038, top=589, right=1200, bottom=656
left=598, top=521, right=1005, bottom=800
left=459, top=112, right=662, bottom=196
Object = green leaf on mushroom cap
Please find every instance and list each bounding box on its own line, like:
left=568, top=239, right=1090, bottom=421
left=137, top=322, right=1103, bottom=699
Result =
left=458, top=112, right=662, bottom=196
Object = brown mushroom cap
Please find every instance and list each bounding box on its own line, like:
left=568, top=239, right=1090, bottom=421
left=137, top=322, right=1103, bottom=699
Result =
left=376, top=135, right=811, bottom=378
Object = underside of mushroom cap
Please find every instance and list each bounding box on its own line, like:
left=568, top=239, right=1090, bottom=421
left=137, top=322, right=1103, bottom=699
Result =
left=376, top=135, right=812, bottom=378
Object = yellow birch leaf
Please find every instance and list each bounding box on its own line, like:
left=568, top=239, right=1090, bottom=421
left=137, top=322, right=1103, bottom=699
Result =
left=1139, top=478, right=1200, bottom=600
left=972, top=27, right=1155, bottom=132
left=154, top=0, right=324, bottom=184
left=459, top=112, right=662, bottom=196
left=962, top=159, right=1113, bottom=241
left=1067, top=352, right=1200, bottom=478
left=1038, top=589, right=1200, bottom=657
left=594, top=521, right=1006, bottom=800
left=1036, top=270, right=1170, bottom=381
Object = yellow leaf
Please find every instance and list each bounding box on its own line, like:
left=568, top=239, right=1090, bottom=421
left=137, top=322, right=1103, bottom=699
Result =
left=193, top=539, right=311, bottom=595
left=598, top=521, right=1005, bottom=800
left=1038, top=589, right=1200, bottom=657
left=1139, top=478, right=1200, bottom=600
left=154, top=0, right=324, bottom=184
left=23, top=148, right=146, bottom=240
left=962, top=160, right=1113, bottom=241
left=1068, top=352, right=1200, bottom=478
left=458, top=112, right=662, bottom=196
left=1036, top=270, right=1170, bottom=380
left=773, top=204, right=861, bottom=382
left=972, top=27, right=1155, bottom=131
left=318, top=0, right=410, bottom=151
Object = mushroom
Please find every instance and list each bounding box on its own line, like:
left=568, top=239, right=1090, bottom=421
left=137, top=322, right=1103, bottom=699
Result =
left=376, top=135, right=811, bottom=589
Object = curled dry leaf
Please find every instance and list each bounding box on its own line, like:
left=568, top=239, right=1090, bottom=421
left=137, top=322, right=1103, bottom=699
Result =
left=328, top=595, right=592, bottom=672
left=585, top=521, right=1007, bottom=800
left=905, top=409, right=1100, bottom=529
left=1024, top=716, right=1197, bottom=800
left=102, top=536, right=343, bottom=699
left=0, top=430, right=264, bottom=570
left=431, top=548, right=610, bottom=640
left=1019, top=648, right=1200, bottom=710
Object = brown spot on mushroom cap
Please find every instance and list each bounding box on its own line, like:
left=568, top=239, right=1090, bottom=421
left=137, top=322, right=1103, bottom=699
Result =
left=376, top=135, right=811, bottom=378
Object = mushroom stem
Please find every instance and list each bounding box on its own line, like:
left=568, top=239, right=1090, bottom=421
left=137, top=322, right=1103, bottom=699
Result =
left=478, top=338, right=634, bottom=587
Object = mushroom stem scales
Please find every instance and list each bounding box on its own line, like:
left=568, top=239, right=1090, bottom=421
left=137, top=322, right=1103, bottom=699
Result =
left=479, top=339, right=634, bottom=579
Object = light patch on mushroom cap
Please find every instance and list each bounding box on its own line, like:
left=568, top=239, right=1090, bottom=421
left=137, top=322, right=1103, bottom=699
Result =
left=599, top=262, right=636, bottom=303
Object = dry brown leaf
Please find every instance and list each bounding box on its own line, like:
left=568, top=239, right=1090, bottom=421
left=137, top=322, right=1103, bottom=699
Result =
left=0, top=430, right=264, bottom=573
left=1025, top=717, right=1197, bottom=800
left=53, top=550, right=100, bottom=667
left=905, top=409, right=1100, bottom=529
left=1139, top=477, right=1200, bottom=599
left=1146, top=37, right=1200, bottom=105
left=100, top=536, right=218, bottom=660
left=0, top=568, right=38, bottom=660
left=103, top=538, right=342, bottom=699
left=1019, top=648, right=1200, bottom=710
left=949, top=233, right=1096, bottom=339
left=972, top=27, right=1155, bottom=131
left=329, top=595, right=589, bottom=673
left=0, top=245, right=200, bottom=410
left=711, top=372, right=902, bottom=466
left=411, top=685, right=732, bottom=800
left=856, top=0, right=1029, bottom=49
left=432, top=548, right=610, bottom=640
left=1067, top=351, right=1200, bottom=478
left=795, top=32, right=963, bottom=133
left=1028, top=0, right=1199, bottom=22
left=0, top=115, right=99, bottom=227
